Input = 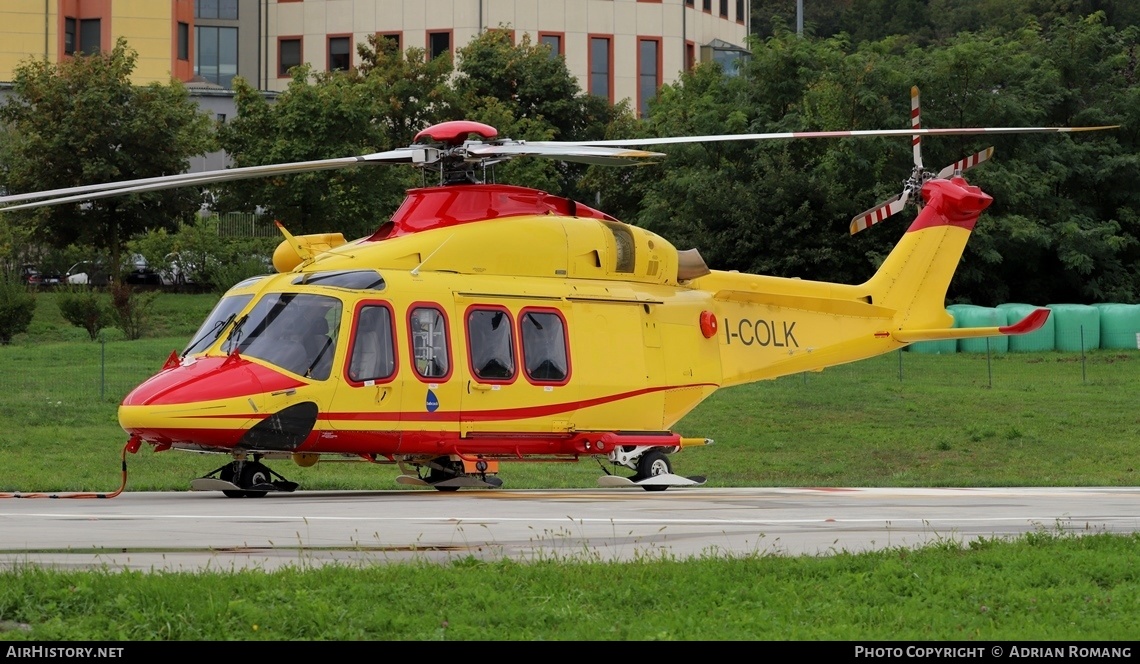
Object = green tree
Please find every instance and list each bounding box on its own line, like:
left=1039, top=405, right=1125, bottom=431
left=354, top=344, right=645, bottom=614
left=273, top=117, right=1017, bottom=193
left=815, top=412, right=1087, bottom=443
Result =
left=216, top=40, right=456, bottom=239
left=452, top=28, right=632, bottom=200
left=0, top=39, right=214, bottom=279
left=0, top=271, right=35, bottom=345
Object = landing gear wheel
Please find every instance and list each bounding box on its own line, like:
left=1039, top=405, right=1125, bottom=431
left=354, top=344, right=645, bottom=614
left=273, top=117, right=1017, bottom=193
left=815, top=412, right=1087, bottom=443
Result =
left=427, top=457, right=461, bottom=492
left=635, top=450, right=672, bottom=492
left=220, top=460, right=271, bottom=498
left=239, top=462, right=272, bottom=498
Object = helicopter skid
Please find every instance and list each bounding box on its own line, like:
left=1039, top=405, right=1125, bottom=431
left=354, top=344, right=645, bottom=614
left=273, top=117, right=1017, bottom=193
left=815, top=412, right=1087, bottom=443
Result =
left=597, top=473, right=707, bottom=489
left=189, top=478, right=299, bottom=494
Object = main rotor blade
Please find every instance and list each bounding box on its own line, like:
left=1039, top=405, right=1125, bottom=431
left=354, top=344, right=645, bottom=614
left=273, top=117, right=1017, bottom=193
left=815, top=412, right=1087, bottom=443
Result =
left=466, top=143, right=664, bottom=166
left=0, top=147, right=432, bottom=211
left=534, top=125, right=1118, bottom=149
left=936, top=147, right=995, bottom=179
left=850, top=190, right=910, bottom=235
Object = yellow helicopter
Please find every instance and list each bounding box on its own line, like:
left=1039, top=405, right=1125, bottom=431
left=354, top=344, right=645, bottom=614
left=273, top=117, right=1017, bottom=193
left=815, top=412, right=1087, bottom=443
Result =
left=0, top=89, right=1113, bottom=496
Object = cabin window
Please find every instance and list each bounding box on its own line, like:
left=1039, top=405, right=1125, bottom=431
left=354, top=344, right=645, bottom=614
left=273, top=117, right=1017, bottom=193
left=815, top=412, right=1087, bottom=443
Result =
left=467, top=307, right=515, bottom=381
left=410, top=306, right=450, bottom=380
left=229, top=293, right=341, bottom=380
left=520, top=309, right=569, bottom=384
left=292, top=270, right=385, bottom=290
left=348, top=304, right=396, bottom=383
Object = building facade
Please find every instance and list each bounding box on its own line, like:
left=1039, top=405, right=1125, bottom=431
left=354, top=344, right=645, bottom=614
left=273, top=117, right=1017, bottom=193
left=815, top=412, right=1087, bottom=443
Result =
left=2, top=1, right=748, bottom=118
left=0, top=0, right=195, bottom=85
left=265, top=0, right=749, bottom=115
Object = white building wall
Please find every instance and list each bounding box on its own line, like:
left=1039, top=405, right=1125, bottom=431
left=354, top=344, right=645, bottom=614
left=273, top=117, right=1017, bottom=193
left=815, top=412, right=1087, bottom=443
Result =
left=265, top=0, right=748, bottom=112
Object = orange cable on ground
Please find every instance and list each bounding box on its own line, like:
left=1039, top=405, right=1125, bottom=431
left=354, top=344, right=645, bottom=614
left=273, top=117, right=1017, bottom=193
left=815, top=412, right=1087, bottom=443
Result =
left=0, top=439, right=130, bottom=499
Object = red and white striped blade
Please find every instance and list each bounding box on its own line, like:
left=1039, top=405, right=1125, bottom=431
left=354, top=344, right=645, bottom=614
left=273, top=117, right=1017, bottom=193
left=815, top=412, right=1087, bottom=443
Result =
left=936, top=147, right=995, bottom=179
left=850, top=190, right=909, bottom=235
left=910, top=86, right=923, bottom=171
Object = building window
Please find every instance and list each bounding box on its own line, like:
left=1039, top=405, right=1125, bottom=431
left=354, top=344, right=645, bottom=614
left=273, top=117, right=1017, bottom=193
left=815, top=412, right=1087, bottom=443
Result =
left=196, top=26, right=238, bottom=87
left=686, top=0, right=694, bottom=5
left=467, top=307, right=515, bottom=382
left=195, top=0, right=238, bottom=20
left=520, top=309, right=569, bottom=384
left=703, top=0, right=711, bottom=12
left=348, top=305, right=396, bottom=384
left=539, top=32, right=563, bottom=58
left=428, top=31, right=452, bottom=61
left=177, top=23, right=190, bottom=61
left=377, top=32, right=401, bottom=55
left=719, top=0, right=729, bottom=18
left=638, top=38, right=660, bottom=118
left=409, top=306, right=451, bottom=381
left=328, top=36, right=351, bottom=71
left=736, top=0, right=745, bottom=22
left=279, top=37, right=302, bottom=76
left=78, top=18, right=101, bottom=54
left=64, top=17, right=76, bottom=55
left=588, top=36, right=612, bottom=101
left=686, top=41, right=695, bottom=70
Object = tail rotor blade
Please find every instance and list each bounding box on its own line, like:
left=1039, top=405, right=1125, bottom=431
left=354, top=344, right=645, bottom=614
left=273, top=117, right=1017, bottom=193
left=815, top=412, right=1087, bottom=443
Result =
left=936, top=147, right=995, bottom=179
left=911, top=86, right=923, bottom=171
left=850, top=189, right=910, bottom=235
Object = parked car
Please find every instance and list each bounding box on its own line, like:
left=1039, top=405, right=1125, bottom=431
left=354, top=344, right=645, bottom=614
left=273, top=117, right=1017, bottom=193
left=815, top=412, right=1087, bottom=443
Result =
left=65, top=261, right=112, bottom=286
left=20, top=264, right=42, bottom=287
left=124, top=254, right=162, bottom=286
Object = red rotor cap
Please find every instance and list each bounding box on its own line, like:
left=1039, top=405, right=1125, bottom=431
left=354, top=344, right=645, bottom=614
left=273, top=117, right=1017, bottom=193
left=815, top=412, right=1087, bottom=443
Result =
left=414, top=120, right=498, bottom=146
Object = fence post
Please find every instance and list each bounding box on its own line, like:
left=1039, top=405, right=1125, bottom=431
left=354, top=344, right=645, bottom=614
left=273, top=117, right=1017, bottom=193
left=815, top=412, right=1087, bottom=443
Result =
left=100, top=336, right=106, bottom=400
left=986, top=337, right=992, bottom=388
left=1080, top=324, right=1087, bottom=384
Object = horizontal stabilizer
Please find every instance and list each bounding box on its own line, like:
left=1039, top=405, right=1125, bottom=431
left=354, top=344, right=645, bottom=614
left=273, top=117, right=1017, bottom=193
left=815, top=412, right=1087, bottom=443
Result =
left=892, top=308, right=1050, bottom=343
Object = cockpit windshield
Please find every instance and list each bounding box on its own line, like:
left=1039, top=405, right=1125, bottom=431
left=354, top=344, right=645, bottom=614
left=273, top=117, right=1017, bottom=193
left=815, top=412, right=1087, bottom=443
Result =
left=222, top=293, right=342, bottom=380
left=182, top=295, right=253, bottom=357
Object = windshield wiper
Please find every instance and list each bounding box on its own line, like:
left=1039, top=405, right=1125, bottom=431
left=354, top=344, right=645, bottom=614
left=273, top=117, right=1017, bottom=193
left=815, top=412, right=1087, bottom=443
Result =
left=223, top=314, right=249, bottom=353
left=182, top=314, right=234, bottom=359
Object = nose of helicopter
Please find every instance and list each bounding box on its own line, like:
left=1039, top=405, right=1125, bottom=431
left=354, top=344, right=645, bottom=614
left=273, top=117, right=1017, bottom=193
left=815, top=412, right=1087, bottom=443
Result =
left=118, top=355, right=307, bottom=448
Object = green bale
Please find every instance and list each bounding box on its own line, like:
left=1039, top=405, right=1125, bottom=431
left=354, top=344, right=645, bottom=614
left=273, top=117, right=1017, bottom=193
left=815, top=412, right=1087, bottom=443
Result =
left=954, top=306, right=1008, bottom=353
left=1047, top=304, right=1100, bottom=352
left=1096, top=303, right=1140, bottom=350
left=997, top=303, right=1055, bottom=352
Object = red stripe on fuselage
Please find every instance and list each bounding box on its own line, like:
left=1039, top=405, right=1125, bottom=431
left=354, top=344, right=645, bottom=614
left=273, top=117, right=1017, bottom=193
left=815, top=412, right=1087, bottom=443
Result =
left=325, top=383, right=717, bottom=422
left=122, top=356, right=306, bottom=406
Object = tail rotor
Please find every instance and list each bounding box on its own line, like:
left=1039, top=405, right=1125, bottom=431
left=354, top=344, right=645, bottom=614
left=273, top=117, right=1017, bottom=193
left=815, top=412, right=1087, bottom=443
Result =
left=850, top=86, right=994, bottom=235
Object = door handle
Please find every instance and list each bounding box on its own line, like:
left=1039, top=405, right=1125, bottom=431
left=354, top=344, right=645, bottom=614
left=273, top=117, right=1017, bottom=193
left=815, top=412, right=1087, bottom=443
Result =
left=469, top=381, right=492, bottom=392
left=376, top=386, right=390, bottom=402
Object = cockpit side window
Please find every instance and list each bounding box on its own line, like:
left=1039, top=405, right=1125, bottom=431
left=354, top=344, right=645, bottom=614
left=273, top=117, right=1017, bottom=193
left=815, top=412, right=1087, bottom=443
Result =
left=520, top=308, right=570, bottom=384
left=409, top=305, right=451, bottom=381
left=347, top=303, right=396, bottom=384
left=466, top=306, right=516, bottom=382
left=229, top=293, right=341, bottom=380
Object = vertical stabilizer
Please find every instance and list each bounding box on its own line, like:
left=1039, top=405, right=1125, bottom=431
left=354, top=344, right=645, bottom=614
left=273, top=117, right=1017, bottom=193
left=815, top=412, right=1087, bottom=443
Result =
left=862, top=176, right=992, bottom=330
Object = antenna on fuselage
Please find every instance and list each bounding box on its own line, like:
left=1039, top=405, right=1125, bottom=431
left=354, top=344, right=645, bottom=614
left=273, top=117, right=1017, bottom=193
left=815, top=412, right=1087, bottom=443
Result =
left=410, top=234, right=455, bottom=277
left=275, top=221, right=313, bottom=264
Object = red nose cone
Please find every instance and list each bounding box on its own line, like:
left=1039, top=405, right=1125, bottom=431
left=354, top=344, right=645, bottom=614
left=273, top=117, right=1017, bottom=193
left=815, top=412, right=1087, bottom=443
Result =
left=122, top=356, right=305, bottom=406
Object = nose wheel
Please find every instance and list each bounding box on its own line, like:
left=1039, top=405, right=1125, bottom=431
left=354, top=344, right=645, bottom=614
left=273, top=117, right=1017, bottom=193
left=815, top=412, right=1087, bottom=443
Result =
left=220, top=460, right=273, bottom=498
left=192, top=458, right=300, bottom=497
